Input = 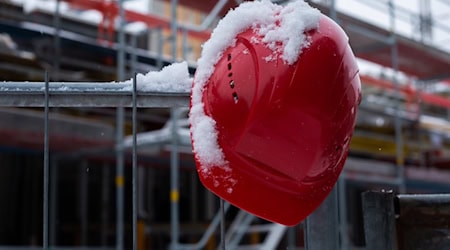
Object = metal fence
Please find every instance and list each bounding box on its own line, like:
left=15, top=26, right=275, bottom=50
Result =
left=0, top=74, right=188, bottom=249
left=0, top=73, right=342, bottom=250
left=363, top=191, right=450, bottom=250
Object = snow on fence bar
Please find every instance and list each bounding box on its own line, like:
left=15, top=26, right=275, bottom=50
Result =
left=0, top=81, right=190, bottom=108
left=0, top=61, right=192, bottom=108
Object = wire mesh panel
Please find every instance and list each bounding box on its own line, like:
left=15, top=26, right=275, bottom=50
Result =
left=0, top=76, right=190, bottom=249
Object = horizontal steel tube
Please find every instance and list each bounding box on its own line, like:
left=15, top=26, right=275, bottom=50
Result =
left=396, top=194, right=450, bottom=226
left=0, top=82, right=190, bottom=108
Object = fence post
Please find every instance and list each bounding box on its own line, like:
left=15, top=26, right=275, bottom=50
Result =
left=305, top=185, right=339, bottom=250
left=362, top=191, right=397, bottom=250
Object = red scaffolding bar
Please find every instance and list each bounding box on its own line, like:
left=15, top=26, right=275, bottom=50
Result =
left=66, top=0, right=211, bottom=41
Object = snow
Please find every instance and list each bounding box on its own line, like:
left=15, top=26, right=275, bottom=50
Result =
left=125, top=22, right=148, bottom=35
left=22, top=0, right=69, bottom=14
left=191, top=104, right=229, bottom=167
left=122, top=61, right=192, bottom=92
left=78, top=10, right=103, bottom=24
left=189, top=0, right=320, bottom=174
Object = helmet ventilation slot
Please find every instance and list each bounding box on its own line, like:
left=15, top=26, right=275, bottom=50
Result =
left=227, top=53, right=238, bottom=104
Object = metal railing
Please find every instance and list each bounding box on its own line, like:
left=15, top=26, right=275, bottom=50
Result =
left=363, top=191, right=450, bottom=250
left=0, top=74, right=189, bottom=250
left=0, top=75, right=343, bottom=249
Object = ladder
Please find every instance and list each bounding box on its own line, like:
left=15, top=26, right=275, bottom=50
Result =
left=219, top=209, right=287, bottom=250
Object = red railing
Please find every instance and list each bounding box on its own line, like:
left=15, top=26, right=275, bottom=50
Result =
left=65, top=0, right=211, bottom=42
left=360, top=74, right=450, bottom=109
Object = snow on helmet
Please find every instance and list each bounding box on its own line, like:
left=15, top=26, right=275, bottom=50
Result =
left=190, top=1, right=361, bottom=226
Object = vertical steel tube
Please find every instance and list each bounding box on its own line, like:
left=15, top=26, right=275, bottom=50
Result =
left=205, top=191, right=215, bottom=220
left=115, top=110, right=125, bottom=250
left=196, top=0, right=227, bottom=30
left=116, top=0, right=126, bottom=249
left=220, top=198, right=226, bottom=250
left=131, top=36, right=138, bottom=77
left=101, top=163, right=110, bottom=246
left=362, top=191, right=397, bottom=250
left=52, top=0, right=61, bottom=80
left=416, top=81, right=426, bottom=168
left=170, top=1, right=179, bottom=249
left=182, top=28, right=188, bottom=60
left=330, top=0, right=337, bottom=21
left=156, top=27, right=164, bottom=69
left=190, top=173, right=198, bottom=223
left=171, top=0, right=178, bottom=61
left=170, top=108, right=180, bottom=250
left=388, top=0, right=406, bottom=193
left=132, top=74, right=138, bottom=250
left=305, top=185, right=339, bottom=250
left=338, top=176, right=349, bottom=249
left=287, top=226, right=296, bottom=249
left=80, top=160, right=88, bottom=246
left=43, top=72, right=50, bottom=250
left=50, top=157, right=58, bottom=246
left=117, top=0, right=126, bottom=79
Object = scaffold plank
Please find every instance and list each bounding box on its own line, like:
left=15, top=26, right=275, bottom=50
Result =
left=0, top=82, right=190, bottom=107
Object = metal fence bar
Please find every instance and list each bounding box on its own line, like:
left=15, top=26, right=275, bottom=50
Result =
left=396, top=194, right=450, bottom=221
left=169, top=108, right=180, bottom=250
left=0, top=248, right=115, bottom=250
left=338, top=176, right=349, bottom=250
left=362, top=191, right=397, bottom=250
left=132, top=74, right=138, bottom=250
left=170, top=0, right=180, bottom=248
left=0, top=82, right=189, bottom=108
left=43, top=72, right=50, bottom=250
left=50, top=157, right=58, bottom=246
left=363, top=192, right=450, bottom=250
left=219, top=198, right=226, bottom=250
left=1, top=79, right=190, bottom=250
left=396, top=194, right=450, bottom=250
left=116, top=2, right=126, bottom=245
left=80, top=161, right=89, bottom=246
left=115, top=105, right=125, bottom=250
left=304, top=185, right=339, bottom=250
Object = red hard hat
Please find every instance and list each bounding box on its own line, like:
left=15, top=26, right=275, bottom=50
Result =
left=191, top=15, right=361, bottom=226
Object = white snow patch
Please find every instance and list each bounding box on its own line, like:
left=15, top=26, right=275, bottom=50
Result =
left=190, top=103, right=229, bottom=170
left=23, top=0, right=70, bottom=14
left=125, top=22, right=148, bottom=35
left=258, top=0, right=320, bottom=64
left=79, top=10, right=103, bottom=24
left=190, top=0, right=320, bottom=173
left=23, top=0, right=38, bottom=13
left=122, top=61, right=192, bottom=92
